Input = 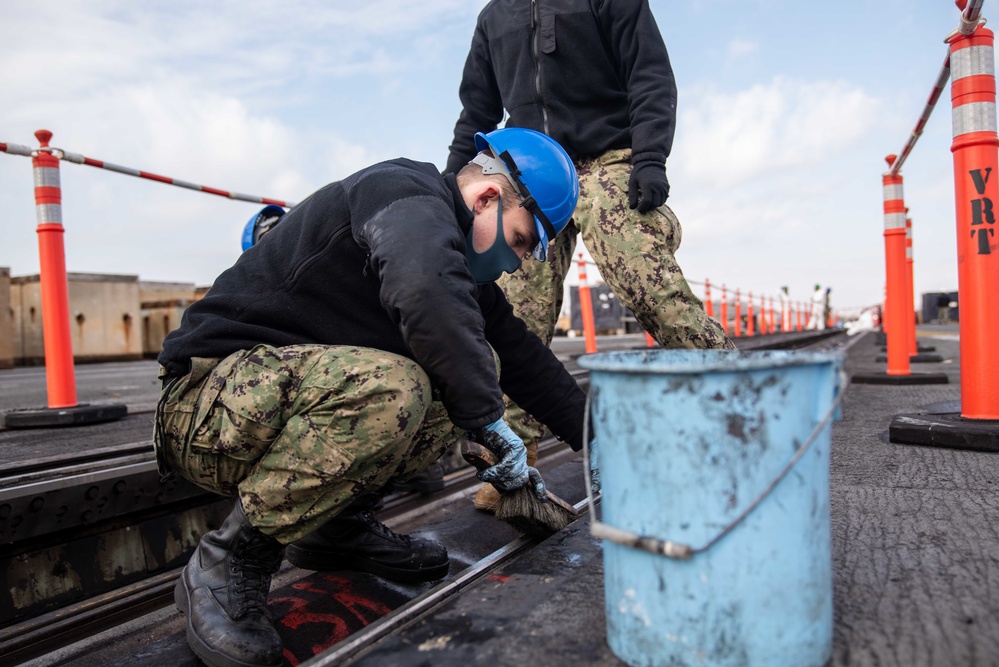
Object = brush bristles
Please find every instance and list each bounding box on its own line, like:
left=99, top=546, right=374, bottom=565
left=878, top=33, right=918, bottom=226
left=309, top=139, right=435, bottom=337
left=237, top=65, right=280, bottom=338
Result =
left=493, top=488, right=577, bottom=539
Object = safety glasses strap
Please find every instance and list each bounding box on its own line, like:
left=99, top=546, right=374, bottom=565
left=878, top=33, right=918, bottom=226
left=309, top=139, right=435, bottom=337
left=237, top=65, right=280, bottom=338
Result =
left=496, top=150, right=557, bottom=240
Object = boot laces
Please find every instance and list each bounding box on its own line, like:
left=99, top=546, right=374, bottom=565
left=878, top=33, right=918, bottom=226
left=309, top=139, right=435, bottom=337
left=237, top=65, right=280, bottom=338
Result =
left=358, top=510, right=411, bottom=545
left=231, top=535, right=280, bottom=618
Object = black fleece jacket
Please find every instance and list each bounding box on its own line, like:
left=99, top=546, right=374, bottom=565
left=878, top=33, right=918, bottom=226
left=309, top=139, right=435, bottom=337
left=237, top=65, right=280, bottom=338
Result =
left=159, top=159, right=585, bottom=449
left=446, top=0, right=677, bottom=174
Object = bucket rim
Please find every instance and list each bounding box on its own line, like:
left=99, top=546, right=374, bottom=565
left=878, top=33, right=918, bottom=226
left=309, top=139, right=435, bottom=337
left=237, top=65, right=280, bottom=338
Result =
left=576, top=348, right=844, bottom=374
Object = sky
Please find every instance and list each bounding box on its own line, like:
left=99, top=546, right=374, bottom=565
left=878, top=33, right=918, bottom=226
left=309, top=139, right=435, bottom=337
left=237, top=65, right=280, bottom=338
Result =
left=0, top=0, right=980, bottom=315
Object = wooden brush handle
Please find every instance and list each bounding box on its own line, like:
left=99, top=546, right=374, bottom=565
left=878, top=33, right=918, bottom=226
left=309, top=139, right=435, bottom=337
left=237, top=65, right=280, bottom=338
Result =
left=461, top=440, right=499, bottom=472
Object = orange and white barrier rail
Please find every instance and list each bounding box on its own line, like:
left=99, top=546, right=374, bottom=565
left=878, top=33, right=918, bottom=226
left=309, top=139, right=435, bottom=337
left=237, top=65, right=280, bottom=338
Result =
left=2, top=137, right=294, bottom=208
left=2, top=129, right=294, bottom=412
left=887, top=0, right=984, bottom=176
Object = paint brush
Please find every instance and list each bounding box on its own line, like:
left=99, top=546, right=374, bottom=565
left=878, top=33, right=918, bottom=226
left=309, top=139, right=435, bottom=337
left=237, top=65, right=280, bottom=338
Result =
left=461, top=440, right=578, bottom=539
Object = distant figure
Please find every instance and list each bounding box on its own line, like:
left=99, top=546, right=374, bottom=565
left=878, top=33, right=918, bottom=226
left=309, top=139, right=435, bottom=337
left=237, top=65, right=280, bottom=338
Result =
left=807, top=284, right=825, bottom=330
left=779, top=285, right=791, bottom=331
left=846, top=307, right=878, bottom=336
left=823, top=287, right=832, bottom=329
left=936, top=293, right=951, bottom=323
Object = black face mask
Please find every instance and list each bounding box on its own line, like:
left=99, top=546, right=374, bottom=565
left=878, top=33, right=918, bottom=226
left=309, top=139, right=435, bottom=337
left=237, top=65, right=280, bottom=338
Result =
left=464, top=196, right=521, bottom=284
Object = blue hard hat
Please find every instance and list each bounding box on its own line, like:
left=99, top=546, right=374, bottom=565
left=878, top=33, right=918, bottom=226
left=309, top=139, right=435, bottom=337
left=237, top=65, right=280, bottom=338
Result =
left=240, top=205, right=286, bottom=251
left=472, top=128, right=578, bottom=261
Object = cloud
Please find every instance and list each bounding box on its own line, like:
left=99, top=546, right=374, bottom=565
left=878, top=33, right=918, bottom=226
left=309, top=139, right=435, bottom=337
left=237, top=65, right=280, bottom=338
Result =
left=0, top=60, right=373, bottom=285
left=727, top=38, right=759, bottom=58
left=0, top=1, right=478, bottom=101
left=1, top=1, right=453, bottom=285
left=674, top=77, right=884, bottom=187
left=660, top=77, right=899, bottom=307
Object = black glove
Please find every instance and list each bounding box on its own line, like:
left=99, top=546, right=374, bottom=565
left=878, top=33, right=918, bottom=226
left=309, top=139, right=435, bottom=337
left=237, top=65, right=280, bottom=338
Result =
left=628, top=161, right=670, bottom=213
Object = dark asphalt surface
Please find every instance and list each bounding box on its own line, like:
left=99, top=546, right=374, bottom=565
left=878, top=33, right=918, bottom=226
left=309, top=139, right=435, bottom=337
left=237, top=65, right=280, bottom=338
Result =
left=829, top=328, right=998, bottom=666
left=8, top=327, right=999, bottom=667
left=352, top=326, right=999, bottom=667
left=0, top=360, right=162, bottom=416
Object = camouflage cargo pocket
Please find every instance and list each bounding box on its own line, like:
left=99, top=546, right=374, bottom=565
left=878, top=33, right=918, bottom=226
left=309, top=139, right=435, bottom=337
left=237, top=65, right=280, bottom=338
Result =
left=190, top=401, right=280, bottom=460
left=183, top=409, right=271, bottom=495
left=187, top=389, right=283, bottom=494
left=189, top=348, right=291, bottom=460
left=153, top=357, right=222, bottom=480
left=170, top=352, right=264, bottom=494
left=239, top=413, right=358, bottom=540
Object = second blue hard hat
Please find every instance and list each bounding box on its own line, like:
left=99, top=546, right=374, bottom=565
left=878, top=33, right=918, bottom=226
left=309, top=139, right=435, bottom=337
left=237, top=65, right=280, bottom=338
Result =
left=240, top=205, right=286, bottom=251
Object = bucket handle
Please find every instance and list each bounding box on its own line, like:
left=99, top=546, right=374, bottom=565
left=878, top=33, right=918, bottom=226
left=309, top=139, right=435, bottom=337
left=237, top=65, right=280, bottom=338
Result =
left=583, top=369, right=849, bottom=560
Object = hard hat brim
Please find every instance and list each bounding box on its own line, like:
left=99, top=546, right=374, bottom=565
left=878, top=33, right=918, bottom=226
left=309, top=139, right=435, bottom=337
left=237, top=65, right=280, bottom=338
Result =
left=531, top=218, right=550, bottom=261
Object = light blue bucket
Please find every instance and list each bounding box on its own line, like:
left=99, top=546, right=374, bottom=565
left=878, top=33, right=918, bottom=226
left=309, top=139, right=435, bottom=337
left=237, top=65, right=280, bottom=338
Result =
left=578, top=349, right=843, bottom=667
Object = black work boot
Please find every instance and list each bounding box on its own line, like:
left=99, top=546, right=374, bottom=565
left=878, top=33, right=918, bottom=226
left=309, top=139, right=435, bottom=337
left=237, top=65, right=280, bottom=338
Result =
left=394, top=461, right=446, bottom=495
left=284, top=494, right=449, bottom=582
left=175, top=501, right=284, bottom=667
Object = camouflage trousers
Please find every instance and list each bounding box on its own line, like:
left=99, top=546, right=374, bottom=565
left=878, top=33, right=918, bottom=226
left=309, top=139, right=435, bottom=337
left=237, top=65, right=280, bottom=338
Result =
left=153, top=345, right=460, bottom=544
left=497, top=147, right=734, bottom=444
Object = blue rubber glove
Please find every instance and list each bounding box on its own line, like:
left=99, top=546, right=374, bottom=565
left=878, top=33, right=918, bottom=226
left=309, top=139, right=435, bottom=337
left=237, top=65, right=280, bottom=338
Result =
left=628, top=161, right=670, bottom=213
left=473, top=419, right=546, bottom=499
left=588, top=437, right=601, bottom=494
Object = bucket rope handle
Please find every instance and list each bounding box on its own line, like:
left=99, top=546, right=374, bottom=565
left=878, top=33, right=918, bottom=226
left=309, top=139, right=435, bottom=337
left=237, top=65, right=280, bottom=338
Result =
left=583, top=369, right=849, bottom=560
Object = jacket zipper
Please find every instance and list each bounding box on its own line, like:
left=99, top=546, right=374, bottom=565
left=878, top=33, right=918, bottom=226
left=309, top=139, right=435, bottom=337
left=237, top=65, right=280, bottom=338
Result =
left=531, top=0, right=550, bottom=135
left=289, top=224, right=354, bottom=284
